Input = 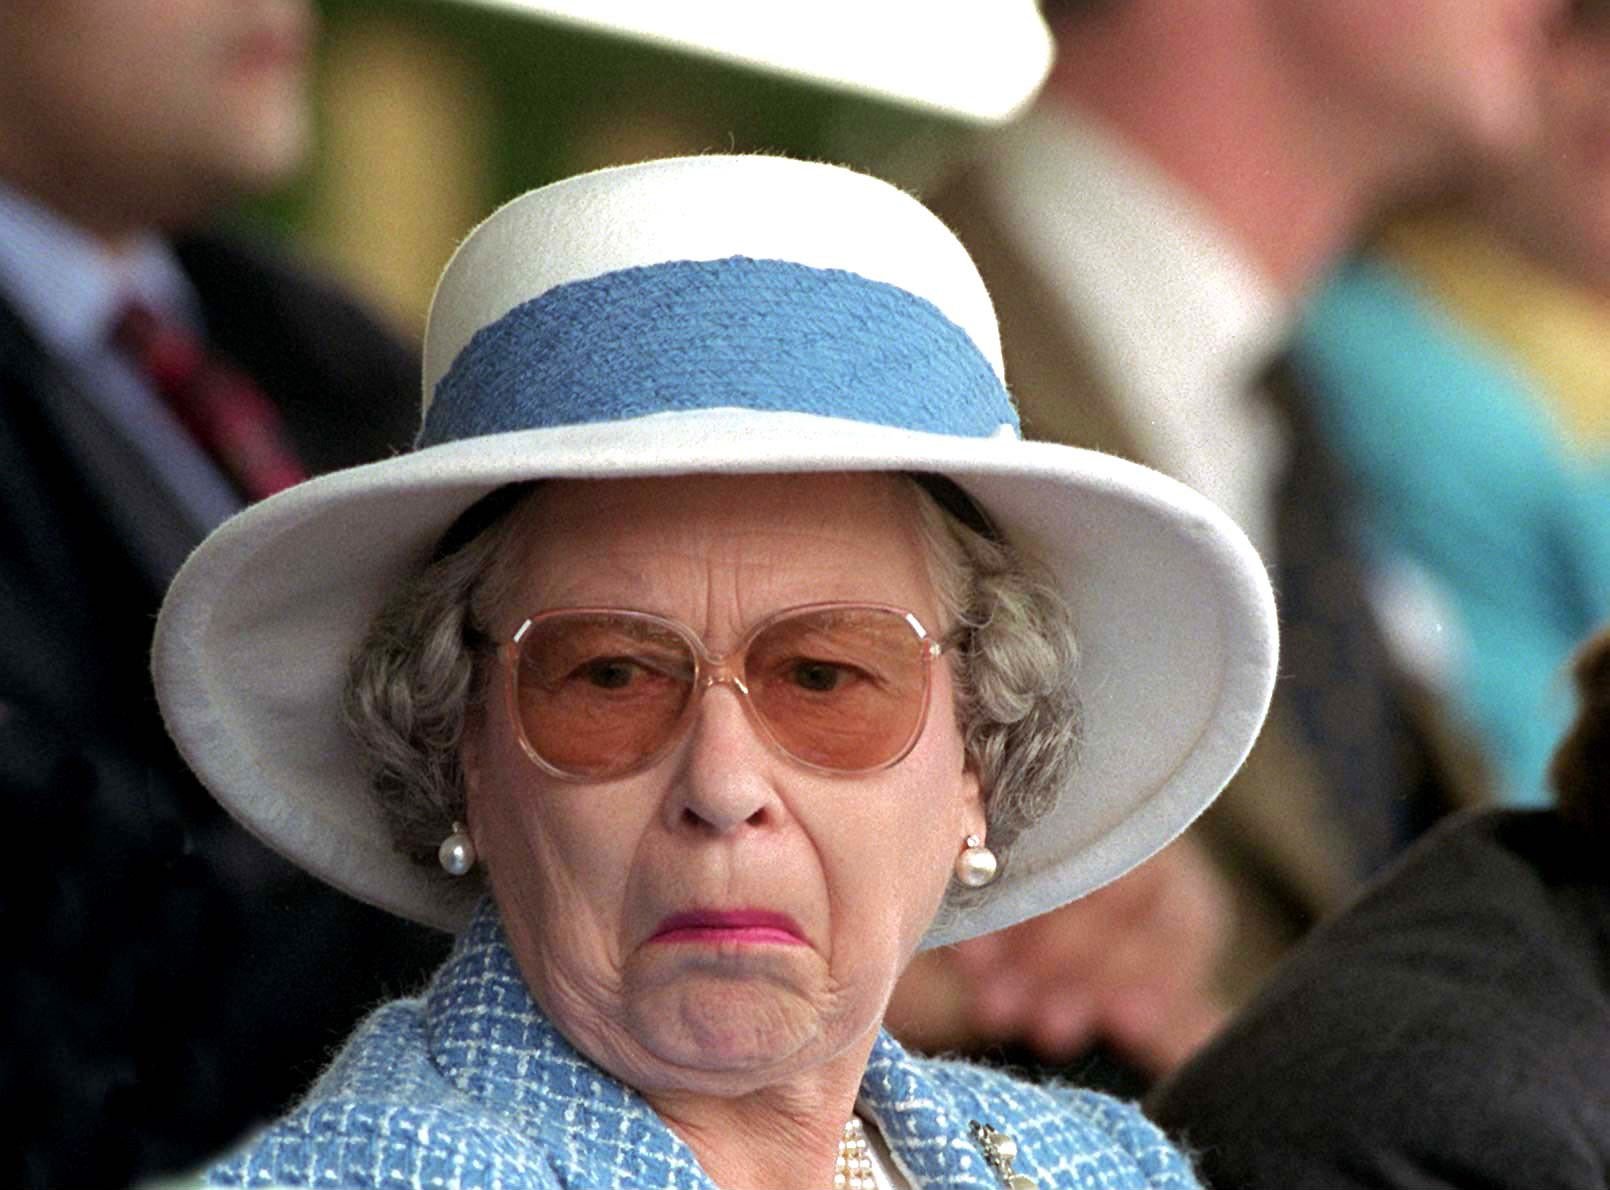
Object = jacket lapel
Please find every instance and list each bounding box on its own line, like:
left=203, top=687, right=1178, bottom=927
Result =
left=858, top=1030, right=1007, bottom=1188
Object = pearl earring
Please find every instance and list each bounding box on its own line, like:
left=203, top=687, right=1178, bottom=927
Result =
left=438, top=821, right=476, bottom=877
left=954, top=834, right=998, bottom=888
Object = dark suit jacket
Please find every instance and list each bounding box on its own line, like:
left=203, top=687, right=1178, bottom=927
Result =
left=1150, top=809, right=1610, bottom=1190
left=0, top=232, right=449, bottom=1190
left=927, top=162, right=1477, bottom=1002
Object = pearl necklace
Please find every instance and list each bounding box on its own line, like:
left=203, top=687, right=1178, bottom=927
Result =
left=834, top=1116, right=875, bottom=1189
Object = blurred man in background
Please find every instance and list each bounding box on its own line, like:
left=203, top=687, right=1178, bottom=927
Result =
left=1288, top=0, right=1610, bottom=810
left=892, top=0, right=1566, bottom=1086
left=0, top=2, right=446, bottom=1185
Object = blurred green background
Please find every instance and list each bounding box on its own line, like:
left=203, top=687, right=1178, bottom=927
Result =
left=247, top=0, right=970, bottom=338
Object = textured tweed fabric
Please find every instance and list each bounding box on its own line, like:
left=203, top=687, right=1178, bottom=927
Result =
left=210, top=901, right=1198, bottom=1189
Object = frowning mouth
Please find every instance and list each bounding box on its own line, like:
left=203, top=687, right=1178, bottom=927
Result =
left=650, top=909, right=806, bottom=946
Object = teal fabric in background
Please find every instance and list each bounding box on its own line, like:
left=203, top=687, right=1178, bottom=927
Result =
left=1293, top=258, right=1610, bottom=805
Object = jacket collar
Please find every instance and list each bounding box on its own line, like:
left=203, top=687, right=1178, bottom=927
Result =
left=424, top=900, right=1002, bottom=1188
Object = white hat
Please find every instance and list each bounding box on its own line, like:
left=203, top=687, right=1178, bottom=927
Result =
left=153, top=155, right=1276, bottom=947
left=442, top=1, right=1053, bottom=124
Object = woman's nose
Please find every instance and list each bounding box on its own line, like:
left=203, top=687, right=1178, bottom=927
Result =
left=666, top=682, right=781, bottom=834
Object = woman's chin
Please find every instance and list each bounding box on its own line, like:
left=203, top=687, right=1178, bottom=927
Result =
left=620, top=965, right=838, bottom=1081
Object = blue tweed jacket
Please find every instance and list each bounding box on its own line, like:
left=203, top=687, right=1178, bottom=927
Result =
left=209, top=902, right=1199, bottom=1189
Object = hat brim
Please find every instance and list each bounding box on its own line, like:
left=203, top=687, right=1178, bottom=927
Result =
left=153, top=407, right=1276, bottom=947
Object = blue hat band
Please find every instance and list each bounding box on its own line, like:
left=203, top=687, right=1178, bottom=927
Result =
left=419, top=256, right=1018, bottom=448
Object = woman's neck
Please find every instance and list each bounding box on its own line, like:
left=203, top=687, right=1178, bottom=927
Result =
left=645, top=1036, right=877, bottom=1190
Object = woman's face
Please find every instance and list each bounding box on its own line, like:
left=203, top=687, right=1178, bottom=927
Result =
left=462, top=472, right=985, bottom=1100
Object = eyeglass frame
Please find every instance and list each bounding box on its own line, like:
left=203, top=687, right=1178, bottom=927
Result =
left=494, top=600, right=955, bottom=783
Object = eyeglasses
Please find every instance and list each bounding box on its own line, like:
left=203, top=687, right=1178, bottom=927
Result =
left=498, top=602, right=947, bottom=781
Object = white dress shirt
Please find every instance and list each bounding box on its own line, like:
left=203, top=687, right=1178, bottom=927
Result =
left=972, top=106, right=1289, bottom=557
left=0, top=183, right=242, bottom=535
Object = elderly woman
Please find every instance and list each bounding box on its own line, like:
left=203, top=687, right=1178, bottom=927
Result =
left=155, top=155, right=1275, bottom=1189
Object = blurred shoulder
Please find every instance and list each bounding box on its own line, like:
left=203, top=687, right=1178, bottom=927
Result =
left=173, top=230, right=419, bottom=471
left=1297, top=255, right=1541, bottom=430
left=1149, top=810, right=1610, bottom=1189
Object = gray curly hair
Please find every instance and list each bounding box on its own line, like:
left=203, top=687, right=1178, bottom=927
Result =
left=343, top=477, right=1081, bottom=911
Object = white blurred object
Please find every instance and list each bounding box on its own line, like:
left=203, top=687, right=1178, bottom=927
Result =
left=1368, top=556, right=1465, bottom=696
left=447, top=1, right=1053, bottom=123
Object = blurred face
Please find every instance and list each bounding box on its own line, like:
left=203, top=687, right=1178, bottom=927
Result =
left=462, top=473, right=986, bottom=1102
left=1272, top=0, right=1565, bottom=167
left=0, top=0, right=313, bottom=238
left=1483, top=15, right=1610, bottom=293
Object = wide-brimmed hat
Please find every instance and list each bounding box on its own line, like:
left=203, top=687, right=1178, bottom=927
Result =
left=153, top=154, right=1277, bottom=948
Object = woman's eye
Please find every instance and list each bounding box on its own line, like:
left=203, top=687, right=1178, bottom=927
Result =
left=791, top=660, right=847, bottom=691
left=582, top=658, right=641, bottom=689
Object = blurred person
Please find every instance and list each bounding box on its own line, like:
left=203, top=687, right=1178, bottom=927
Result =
left=1291, top=0, right=1610, bottom=807
left=1149, top=622, right=1610, bottom=1189
left=0, top=1, right=447, bottom=1186
left=897, top=0, right=1566, bottom=1084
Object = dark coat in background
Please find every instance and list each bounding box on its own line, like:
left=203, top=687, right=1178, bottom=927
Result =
left=0, top=233, right=449, bottom=1190
left=1150, top=809, right=1610, bottom=1190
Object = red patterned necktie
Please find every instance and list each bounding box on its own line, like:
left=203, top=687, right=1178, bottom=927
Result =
left=111, top=301, right=308, bottom=501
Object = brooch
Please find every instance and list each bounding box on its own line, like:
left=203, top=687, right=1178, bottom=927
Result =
left=969, top=1120, right=1039, bottom=1189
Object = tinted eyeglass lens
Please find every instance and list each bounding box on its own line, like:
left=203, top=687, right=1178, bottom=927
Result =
left=512, top=606, right=931, bottom=777
left=514, top=613, right=696, bottom=778
left=743, top=607, right=931, bottom=771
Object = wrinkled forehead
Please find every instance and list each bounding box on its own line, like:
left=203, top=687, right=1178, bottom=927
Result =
left=488, top=473, right=940, bottom=638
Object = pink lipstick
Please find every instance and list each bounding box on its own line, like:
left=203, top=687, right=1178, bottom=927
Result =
left=650, top=909, right=805, bottom=946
